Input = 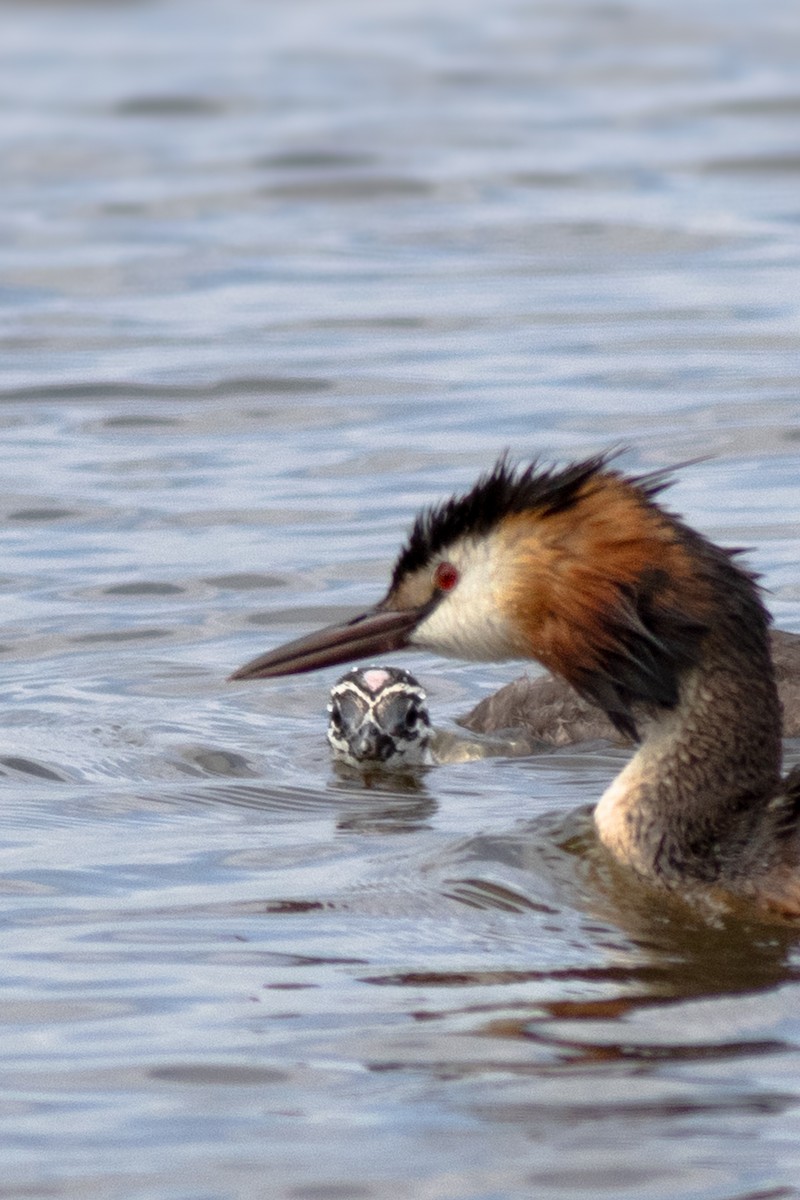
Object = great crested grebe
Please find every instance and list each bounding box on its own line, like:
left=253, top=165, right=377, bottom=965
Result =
left=328, top=665, right=538, bottom=768
left=231, top=454, right=800, bottom=916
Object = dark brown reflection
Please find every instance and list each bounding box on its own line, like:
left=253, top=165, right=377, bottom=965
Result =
left=359, top=819, right=800, bottom=1074
left=328, top=768, right=436, bottom=835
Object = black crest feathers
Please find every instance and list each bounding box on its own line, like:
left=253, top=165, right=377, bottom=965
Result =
left=391, top=451, right=643, bottom=589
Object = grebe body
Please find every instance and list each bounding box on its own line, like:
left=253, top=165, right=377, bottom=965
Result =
left=460, top=627, right=800, bottom=744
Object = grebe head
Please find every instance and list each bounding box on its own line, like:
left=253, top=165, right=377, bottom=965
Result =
left=231, top=453, right=752, bottom=739
left=327, top=666, right=431, bottom=768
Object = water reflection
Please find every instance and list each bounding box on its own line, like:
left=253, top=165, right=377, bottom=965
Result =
left=329, top=768, right=437, bottom=835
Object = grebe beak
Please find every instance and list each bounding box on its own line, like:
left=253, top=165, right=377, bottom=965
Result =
left=229, top=604, right=426, bottom=681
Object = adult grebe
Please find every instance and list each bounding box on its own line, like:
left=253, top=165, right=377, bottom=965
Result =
left=231, top=455, right=800, bottom=916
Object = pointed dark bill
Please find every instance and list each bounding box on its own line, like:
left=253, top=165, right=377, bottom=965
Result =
left=229, top=605, right=425, bottom=681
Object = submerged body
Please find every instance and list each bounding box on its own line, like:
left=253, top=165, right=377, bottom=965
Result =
left=232, top=453, right=800, bottom=918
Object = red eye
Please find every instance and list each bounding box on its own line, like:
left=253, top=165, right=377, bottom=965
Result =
left=434, top=561, right=459, bottom=591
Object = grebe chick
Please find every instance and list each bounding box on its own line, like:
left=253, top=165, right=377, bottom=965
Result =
left=328, top=666, right=540, bottom=768
left=328, top=667, right=433, bottom=769
left=232, top=454, right=800, bottom=917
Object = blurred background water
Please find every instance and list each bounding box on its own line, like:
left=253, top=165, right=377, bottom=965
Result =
left=1, top=1, right=800, bottom=1197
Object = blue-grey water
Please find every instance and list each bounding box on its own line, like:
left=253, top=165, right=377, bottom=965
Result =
left=2, top=1, right=800, bottom=1197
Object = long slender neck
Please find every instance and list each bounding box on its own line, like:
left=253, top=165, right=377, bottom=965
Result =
left=594, top=613, right=783, bottom=885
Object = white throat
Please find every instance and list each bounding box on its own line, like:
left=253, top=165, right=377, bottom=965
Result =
left=409, top=533, right=519, bottom=662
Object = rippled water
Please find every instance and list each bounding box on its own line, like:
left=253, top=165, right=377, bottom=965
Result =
left=2, top=1, right=800, bottom=1197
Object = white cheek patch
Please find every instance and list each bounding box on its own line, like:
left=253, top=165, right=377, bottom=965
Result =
left=409, top=534, right=518, bottom=661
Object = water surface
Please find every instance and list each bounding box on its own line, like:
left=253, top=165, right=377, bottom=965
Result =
left=2, top=1, right=800, bottom=1197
